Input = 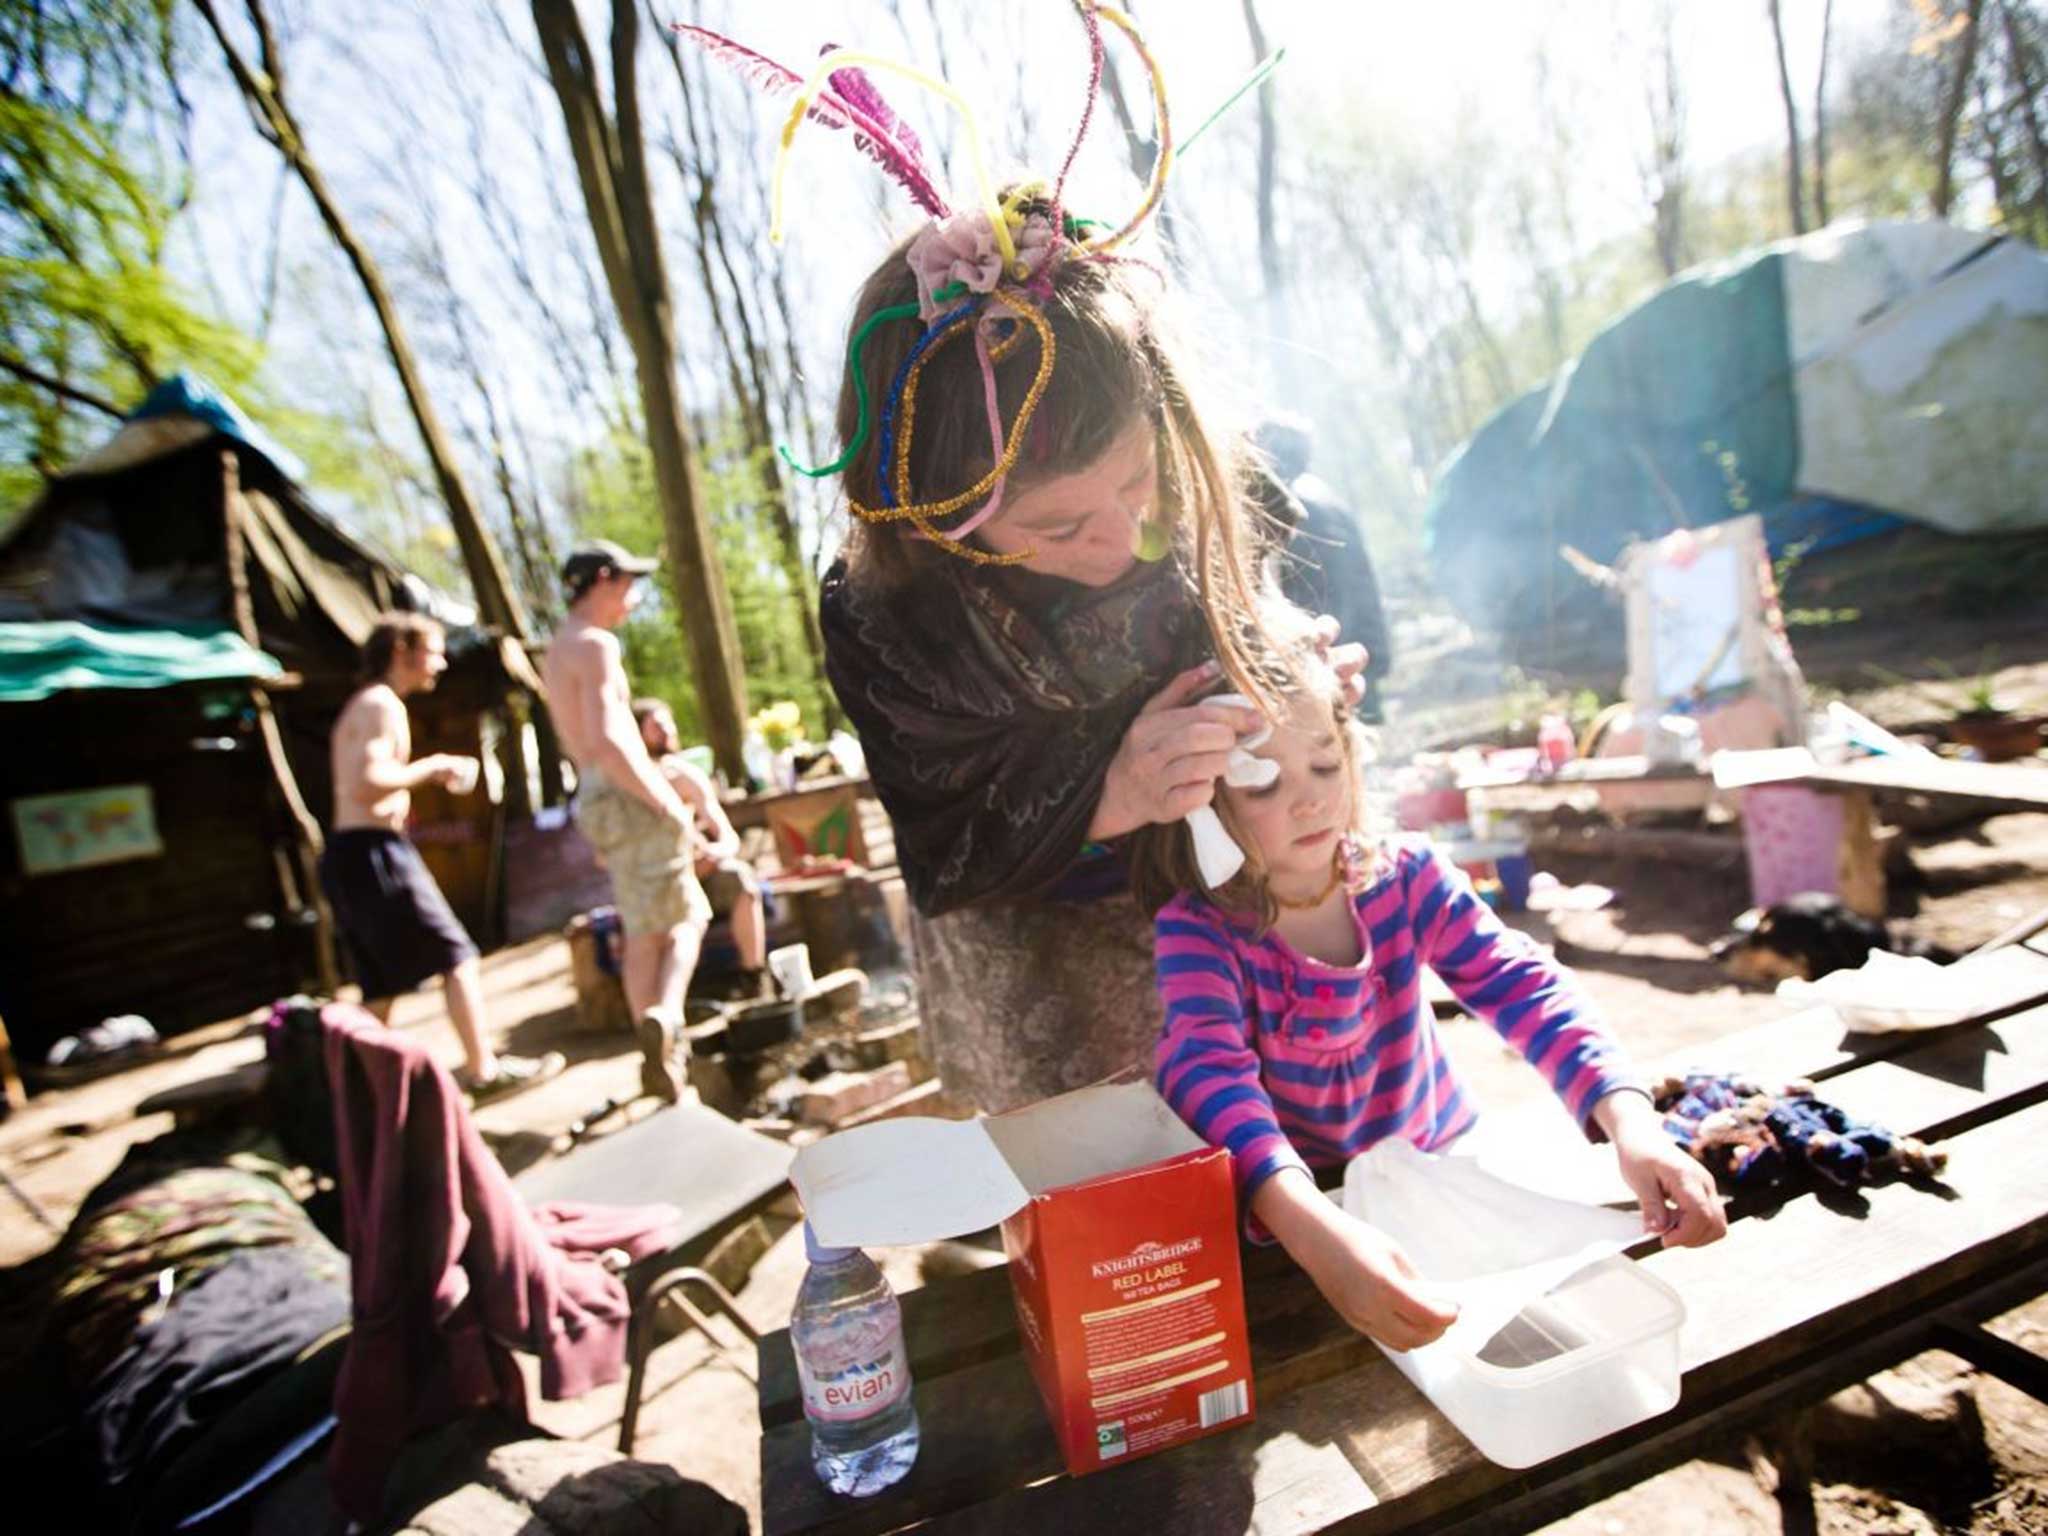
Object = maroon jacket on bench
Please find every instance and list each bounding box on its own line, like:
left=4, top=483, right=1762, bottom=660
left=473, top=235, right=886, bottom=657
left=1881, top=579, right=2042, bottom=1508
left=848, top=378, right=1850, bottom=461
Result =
left=321, top=1003, right=679, bottom=1519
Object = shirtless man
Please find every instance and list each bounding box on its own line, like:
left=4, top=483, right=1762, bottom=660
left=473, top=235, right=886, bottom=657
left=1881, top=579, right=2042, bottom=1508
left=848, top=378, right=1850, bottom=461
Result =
left=321, top=611, right=561, bottom=1098
left=632, top=697, right=769, bottom=991
left=543, top=541, right=716, bottom=1103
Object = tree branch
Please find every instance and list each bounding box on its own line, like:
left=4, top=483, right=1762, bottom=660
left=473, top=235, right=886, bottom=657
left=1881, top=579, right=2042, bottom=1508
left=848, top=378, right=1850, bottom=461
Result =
left=0, top=351, right=126, bottom=419
left=1935, top=0, right=1988, bottom=216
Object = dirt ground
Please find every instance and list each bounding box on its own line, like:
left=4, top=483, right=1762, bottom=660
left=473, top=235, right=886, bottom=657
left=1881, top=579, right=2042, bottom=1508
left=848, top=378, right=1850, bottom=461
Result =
left=4, top=611, right=2047, bottom=1530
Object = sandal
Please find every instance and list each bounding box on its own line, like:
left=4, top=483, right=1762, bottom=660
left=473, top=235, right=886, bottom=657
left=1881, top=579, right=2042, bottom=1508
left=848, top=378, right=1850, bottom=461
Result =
left=460, top=1051, right=566, bottom=1102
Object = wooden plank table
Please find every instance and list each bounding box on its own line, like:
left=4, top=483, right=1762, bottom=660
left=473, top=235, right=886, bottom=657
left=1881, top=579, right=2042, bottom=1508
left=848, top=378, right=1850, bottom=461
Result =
left=756, top=944, right=2048, bottom=1535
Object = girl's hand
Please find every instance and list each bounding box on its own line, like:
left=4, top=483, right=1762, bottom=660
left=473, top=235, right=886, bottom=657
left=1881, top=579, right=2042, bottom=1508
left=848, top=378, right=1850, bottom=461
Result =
left=1296, top=1207, right=1460, bottom=1351
left=1597, top=1091, right=1727, bottom=1248
left=1253, top=1168, right=1459, bottom=1351
left=1311, top=614, right=1369, bottom=710
left=1089, top=661, right=1263, bottom=841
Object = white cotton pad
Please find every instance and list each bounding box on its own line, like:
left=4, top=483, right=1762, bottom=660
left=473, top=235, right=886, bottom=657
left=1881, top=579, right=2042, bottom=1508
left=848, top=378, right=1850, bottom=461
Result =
left=1183, top=693, right=1275, bottom=885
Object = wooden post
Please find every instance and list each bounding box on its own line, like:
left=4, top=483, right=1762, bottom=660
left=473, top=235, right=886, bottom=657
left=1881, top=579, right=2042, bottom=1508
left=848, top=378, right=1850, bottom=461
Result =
left=221, top=448, right=340, bottom=992
left=1836, top=788, right=1888, bottom=921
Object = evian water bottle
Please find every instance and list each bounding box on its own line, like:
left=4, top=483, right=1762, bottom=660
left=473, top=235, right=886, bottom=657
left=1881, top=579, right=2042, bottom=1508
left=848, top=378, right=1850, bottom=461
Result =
left=791, top=1223, right=920, bottom=1496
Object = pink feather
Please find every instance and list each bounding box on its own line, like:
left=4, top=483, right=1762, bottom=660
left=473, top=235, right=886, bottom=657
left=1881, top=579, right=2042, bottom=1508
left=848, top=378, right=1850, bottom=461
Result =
left=672, top=23, right=948, bottom=216
left=821, top=46, right=926, bottom=166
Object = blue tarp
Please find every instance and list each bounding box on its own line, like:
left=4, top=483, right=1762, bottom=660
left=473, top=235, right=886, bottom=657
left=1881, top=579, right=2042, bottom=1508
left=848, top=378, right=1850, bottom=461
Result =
left=0, top=620, right=282, bottom=703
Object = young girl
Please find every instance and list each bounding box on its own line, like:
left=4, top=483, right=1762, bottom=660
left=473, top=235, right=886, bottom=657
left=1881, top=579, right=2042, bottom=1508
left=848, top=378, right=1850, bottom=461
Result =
left=1131, top=638, right=1725, bottom=1351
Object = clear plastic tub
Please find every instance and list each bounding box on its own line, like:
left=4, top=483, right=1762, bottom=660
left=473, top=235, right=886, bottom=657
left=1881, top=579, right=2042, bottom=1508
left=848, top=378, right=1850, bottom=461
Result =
left=1342, top=1140, right=1686, bottom=1469
left=1377, top=1253, right=1684, bottom=1468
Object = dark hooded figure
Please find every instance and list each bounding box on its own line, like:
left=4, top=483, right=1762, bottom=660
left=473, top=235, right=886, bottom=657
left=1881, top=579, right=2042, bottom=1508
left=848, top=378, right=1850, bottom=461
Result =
left=1257, top=415, right=1393, bottom=722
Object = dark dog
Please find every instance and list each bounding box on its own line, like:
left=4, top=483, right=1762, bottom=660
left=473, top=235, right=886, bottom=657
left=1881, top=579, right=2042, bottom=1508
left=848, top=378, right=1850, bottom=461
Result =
left=1710, top=892, right=1956, bottom=984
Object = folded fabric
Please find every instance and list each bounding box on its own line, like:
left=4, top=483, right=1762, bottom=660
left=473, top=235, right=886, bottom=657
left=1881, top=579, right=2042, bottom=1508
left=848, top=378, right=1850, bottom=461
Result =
left=83, top=1246, right=349, bottom=1516
left=1653, top=1072, right=1946, bottom=1192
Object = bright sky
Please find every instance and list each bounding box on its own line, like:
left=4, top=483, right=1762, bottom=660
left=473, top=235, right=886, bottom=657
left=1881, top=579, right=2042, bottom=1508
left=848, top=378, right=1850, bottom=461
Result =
left=168, top=0, right=1883, bottom=552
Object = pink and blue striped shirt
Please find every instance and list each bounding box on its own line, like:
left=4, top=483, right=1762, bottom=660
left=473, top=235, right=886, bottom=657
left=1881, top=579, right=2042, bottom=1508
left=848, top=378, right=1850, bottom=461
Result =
left=1153, top=839, right=1639, bottom=1207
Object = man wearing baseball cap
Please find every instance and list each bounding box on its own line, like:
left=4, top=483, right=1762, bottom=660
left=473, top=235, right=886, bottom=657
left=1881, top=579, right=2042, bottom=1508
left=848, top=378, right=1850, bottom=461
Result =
left=542, top=540, right=707, bottom=1104
left=559, top=537, right=658, bottom=605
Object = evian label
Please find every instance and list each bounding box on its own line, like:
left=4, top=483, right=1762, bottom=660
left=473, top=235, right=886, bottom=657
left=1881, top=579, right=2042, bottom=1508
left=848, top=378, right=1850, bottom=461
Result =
left=795, top=1333, right=911, bottom=1424
left=1089, top=1236, right=1205, bottom=1280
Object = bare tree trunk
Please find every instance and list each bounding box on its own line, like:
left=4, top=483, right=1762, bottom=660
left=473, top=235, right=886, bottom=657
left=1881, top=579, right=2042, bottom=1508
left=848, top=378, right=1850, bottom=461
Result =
left=1099, top=44, right=1185, bottom=269
left=531, top=0, right=749, bottom=782
left=2000, top=0, right=2048, bottom=199
left=191, top=0, right=530, bottom=642
left=1935, top=0, right=1988, bottom=216
left=1645, top=0, right=1688, bottom=277
left=1814, top=0, right=1833, bottom=225
left=657, top=18, right=837, bottom=729
left=1974, top=71, right=2021, bottom=210
left=1767, top=0, right=1809, bottom=234
left=1241, top=0, right=1290, bottom=396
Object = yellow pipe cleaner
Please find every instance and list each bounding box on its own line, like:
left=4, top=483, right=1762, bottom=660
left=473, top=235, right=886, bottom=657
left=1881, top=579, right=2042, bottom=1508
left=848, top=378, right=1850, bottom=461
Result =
left=1084, top=5, right=1174, bottom=255
left=773, top=50, right=1015, bottom=271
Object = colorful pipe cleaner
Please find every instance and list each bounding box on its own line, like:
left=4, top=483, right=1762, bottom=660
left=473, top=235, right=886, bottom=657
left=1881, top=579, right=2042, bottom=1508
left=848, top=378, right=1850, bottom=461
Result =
left=679, top=0, right=1258, bottom=565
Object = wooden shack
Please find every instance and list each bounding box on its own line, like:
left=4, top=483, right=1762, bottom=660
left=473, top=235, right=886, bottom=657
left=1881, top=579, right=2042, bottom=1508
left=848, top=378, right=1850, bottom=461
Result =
left=0, top=377, right=538, bottom=1063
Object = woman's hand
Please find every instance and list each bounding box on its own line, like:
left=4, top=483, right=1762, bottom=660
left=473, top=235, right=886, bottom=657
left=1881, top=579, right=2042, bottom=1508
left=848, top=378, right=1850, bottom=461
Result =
left=1089, top=661, right=1263, bottom=841
left=1254, top=1168, right=1459, bottom=1351
left=1596, top=1091, right=1727, bottom=1248
left=1311, top=614, right=1369, bottom=710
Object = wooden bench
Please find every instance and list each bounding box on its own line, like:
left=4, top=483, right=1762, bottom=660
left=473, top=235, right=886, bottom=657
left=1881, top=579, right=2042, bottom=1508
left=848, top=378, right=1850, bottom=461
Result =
left=755, top=937, right=2048, bottom=1535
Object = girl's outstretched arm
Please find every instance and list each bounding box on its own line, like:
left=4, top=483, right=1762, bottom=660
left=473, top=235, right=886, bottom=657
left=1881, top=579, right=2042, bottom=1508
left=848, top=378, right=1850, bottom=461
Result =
left=1593, top=1090, right=1727, bottom=1248
left=1252, top=1168, right=1459, bottom=1351
left=1402, top=844, right=1642, bottom=1136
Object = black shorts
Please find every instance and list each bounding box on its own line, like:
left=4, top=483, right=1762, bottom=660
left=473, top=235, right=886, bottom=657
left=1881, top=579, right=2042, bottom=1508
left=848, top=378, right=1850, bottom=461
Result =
left=319, top=828, right=478, bottom=1001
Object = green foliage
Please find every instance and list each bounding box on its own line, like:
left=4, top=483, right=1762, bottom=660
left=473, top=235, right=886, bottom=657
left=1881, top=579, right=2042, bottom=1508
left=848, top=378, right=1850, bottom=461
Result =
left=1, top=3, right=263, bottom=506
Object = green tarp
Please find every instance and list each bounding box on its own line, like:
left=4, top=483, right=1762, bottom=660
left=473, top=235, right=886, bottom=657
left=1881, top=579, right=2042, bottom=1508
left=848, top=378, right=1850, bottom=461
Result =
left=0, top=620, right=282, bottom=703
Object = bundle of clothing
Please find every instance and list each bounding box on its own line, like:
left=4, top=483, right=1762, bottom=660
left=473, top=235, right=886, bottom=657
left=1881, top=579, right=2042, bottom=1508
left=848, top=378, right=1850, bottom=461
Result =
left=1653, top=1072, right=1947, bottom=1193
left=44, top=1129, right=352, bottom=1534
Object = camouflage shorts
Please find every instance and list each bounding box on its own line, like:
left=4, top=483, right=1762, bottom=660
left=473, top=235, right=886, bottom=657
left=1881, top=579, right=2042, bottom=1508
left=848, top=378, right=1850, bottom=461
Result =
left=576, top=767, right=711, bottom=936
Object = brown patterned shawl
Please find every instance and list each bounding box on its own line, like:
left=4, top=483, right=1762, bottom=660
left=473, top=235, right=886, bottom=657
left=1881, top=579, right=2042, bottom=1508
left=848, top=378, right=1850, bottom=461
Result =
left=819, top=546, right=1209, bottom=916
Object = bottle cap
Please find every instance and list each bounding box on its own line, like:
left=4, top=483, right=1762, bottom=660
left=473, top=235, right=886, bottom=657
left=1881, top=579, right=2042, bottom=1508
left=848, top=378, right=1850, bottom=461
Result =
left=803, top=1220, right=855, bottom=1264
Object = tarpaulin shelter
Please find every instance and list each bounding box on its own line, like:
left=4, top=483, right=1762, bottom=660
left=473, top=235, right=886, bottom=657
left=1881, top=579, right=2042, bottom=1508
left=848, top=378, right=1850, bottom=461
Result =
left=0, top=375, right=540, bottom=1061
left=1425, top=221, right=2048, bottom=666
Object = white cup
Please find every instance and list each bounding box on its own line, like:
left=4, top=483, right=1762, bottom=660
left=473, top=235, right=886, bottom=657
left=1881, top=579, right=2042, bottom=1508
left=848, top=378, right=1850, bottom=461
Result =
left=767, top=942, right=815, bottom=999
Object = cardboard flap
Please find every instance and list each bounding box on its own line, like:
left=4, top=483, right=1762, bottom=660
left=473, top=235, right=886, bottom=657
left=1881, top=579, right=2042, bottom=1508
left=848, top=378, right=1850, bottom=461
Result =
left=983, top=1081, right=1203, bottom=1196
left=791, top=1117, right=1030, bottom=1247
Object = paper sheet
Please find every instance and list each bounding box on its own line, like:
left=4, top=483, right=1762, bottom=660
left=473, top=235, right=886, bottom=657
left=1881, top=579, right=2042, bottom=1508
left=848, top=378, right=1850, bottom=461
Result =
left=1342, top=1139, right=1643, bottom=1357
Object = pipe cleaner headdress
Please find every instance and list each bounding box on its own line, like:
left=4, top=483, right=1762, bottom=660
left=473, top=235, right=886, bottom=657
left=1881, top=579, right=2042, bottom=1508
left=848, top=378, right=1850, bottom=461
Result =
left=678, top=2, right=1280, bottom=568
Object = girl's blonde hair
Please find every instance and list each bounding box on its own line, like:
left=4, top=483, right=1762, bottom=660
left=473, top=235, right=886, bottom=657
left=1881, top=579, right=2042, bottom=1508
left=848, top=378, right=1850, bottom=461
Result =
left=835, top=188, right=1285, bottom=709
left=1127, top=636, right=1373, bottom=932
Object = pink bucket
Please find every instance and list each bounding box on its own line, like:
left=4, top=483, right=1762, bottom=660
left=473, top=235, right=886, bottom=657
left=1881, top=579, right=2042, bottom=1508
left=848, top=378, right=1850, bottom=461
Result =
left=1740, top=785, right=1842, bottom=908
